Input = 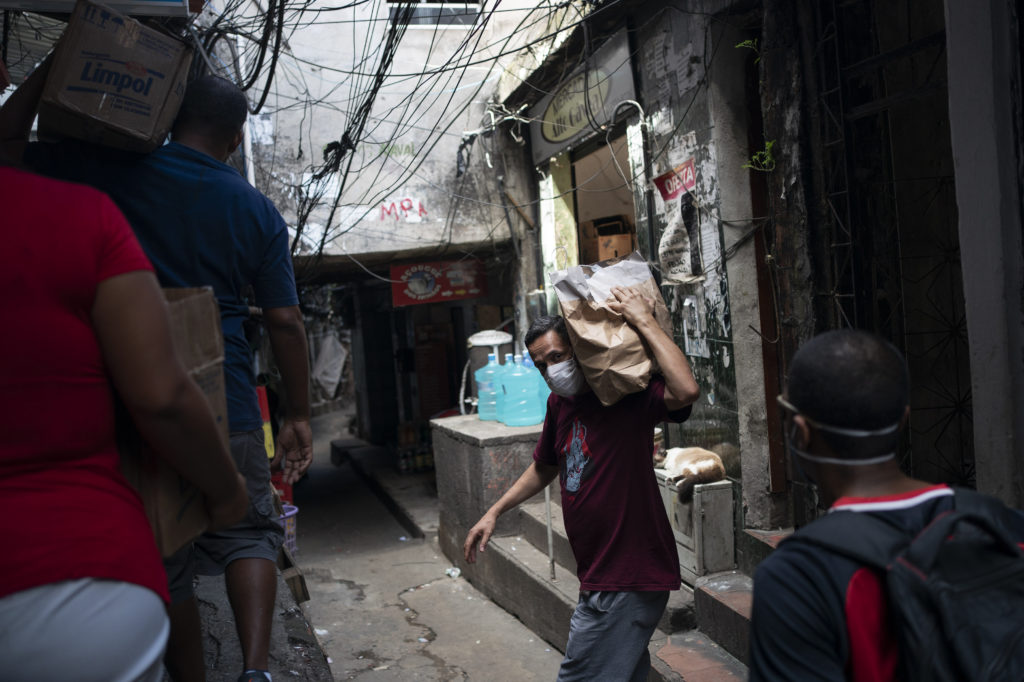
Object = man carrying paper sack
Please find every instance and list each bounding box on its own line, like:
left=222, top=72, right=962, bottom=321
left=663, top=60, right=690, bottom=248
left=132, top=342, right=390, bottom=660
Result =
left=464, top=281, right=699, bottom=681
left=549, top=251, right=678, bottom=407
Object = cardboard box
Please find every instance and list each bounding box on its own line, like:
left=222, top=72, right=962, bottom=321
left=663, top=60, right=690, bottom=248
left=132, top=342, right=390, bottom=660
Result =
left=598, top=233, right=634, bottom=261
left=579, top=217, right=633, bottom=264
left=119, top=287, right=227, bottom=557
left=580, top=235, right=600, bottom=264
left=38, top=0, right=193, bottom=152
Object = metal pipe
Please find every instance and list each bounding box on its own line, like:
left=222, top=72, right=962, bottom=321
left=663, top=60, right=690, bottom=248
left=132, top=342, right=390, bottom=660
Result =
left=545, top=484, right=556, bottom=581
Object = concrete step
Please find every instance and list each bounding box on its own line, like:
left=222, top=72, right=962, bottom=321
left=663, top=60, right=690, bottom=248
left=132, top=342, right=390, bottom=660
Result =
left=517, top=499, right=697, bottom=634
left=737, top=527, right=790, bottom=577
left=517, top=499, right=576, bottom=574
left=329, top=437, right=368, bottom=467
left=650, top=629, right=748, bottom=681
left=442, top=529, right=725, bottom=682
left=440, top=528, right=580, bottom=652
left=694, top=571, right=753, bottom=665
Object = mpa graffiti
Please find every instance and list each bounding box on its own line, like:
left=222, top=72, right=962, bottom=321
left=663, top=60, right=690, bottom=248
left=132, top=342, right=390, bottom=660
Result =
left=380, top=198, right=428, bottom=221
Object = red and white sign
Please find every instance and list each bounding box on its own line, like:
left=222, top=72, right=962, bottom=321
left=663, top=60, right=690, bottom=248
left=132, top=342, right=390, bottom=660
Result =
left=653, top=159, right=696, bottom=202
left=391, top=259, right=487, bottom=307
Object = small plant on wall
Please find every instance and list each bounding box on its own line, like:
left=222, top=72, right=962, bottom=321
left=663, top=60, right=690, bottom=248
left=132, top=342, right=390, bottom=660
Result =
left=744, top=139, right=776, bottom=172
left=734, top=38, right=760, bottom=62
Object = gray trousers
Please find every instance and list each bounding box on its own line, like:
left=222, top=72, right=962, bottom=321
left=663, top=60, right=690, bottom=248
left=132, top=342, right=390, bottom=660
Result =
left=557, top=590, right=670, bottom=682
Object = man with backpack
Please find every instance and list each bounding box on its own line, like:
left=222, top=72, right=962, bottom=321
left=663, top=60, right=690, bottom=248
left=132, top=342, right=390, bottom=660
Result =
left=749, top=329, right=1024, bottom=681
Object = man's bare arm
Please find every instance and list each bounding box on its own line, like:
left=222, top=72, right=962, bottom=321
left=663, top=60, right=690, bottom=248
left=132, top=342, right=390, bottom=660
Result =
left=607, top=285, right=700, bottom=410
left=463, top=461, right=559, bottom=563
left=264, top=305, right=312, bottom=484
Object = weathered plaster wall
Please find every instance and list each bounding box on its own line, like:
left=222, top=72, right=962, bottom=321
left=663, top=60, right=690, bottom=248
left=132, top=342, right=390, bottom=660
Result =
left=945, top=0, right=1024, bottom=506
left=631, top=4, right=741, bottom=463
left=705, top=15, right=788, bottom=529
left=250, top=1, right=544, bottom=260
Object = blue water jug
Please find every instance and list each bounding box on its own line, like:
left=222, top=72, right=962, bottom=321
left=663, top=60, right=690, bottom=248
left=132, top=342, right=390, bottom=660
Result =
left=523, top=354, right=551, bottom=409
left=495, top=353, right=514, bottom=423
left=502, top=354, right=545, bottom=426
left=474, top=353, right=500, bottom=421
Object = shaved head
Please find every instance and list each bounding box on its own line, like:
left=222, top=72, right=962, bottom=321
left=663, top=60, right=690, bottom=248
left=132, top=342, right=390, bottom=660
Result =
left=787, top=330, right=909, bottom=457
left=172, top=75, right=248, bottom=143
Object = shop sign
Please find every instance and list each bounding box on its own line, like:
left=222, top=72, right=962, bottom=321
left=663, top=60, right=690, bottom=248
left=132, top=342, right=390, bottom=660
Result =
left=391, top=259, right=487, bottom=307
left=653, top=159, right=696, bottom=201
left=540, top=68, right=610, bottom=144
left=0, top=1, right=192, bottom=15
left=529, top=30, right=635, bottom=166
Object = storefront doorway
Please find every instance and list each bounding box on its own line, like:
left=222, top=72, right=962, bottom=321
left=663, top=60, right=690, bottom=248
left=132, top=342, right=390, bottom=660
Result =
left=572, top=135, right=637, bottom=265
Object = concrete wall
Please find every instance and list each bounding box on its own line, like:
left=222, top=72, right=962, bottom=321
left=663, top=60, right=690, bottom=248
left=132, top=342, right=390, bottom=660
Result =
left=945, top=0, right=1024, bottom=506
left=705, top=17, right=785, bottom=530
left=624, top=4, right=741, bottom=461
left=431, top=415, right=544, bottom=539
left=243, top=1, right=545, bottom=261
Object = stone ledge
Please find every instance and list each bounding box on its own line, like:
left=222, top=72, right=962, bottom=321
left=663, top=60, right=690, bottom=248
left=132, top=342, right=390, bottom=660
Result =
left=430, top=414, right=544, bottom=447
left=694, top=570, right=753, bottom=665
left=651, top=629, right=748, bottom=681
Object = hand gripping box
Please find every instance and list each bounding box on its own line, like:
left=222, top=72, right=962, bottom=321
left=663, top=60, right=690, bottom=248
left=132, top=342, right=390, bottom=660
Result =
left=119, top=288, right=228, bottom=557
left=39, top=0, right=193, bottom=152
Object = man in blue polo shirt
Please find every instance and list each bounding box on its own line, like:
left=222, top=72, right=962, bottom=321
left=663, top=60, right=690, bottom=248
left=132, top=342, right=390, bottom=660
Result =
left=2, top=68, right=312, bottom=682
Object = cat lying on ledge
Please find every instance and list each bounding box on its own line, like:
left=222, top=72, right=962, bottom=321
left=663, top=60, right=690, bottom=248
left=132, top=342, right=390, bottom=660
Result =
left=659, top=446, right=727, bottom=503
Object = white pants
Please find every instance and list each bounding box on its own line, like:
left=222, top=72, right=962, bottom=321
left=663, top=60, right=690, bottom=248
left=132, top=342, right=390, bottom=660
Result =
left=0, top=578, right=168, bottom=682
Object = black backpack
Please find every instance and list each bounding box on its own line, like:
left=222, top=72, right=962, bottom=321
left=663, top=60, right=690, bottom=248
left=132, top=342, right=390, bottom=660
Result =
left=791, top=488, right=1024, bottom=681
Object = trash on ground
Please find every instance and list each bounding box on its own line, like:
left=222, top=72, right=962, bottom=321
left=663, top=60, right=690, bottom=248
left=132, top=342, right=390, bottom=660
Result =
left=445, top=567, right=461, bottom=578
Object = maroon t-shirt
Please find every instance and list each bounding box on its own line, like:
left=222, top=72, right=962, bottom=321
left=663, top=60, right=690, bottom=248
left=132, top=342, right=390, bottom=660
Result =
left=533, top=377, right=690, bottom=591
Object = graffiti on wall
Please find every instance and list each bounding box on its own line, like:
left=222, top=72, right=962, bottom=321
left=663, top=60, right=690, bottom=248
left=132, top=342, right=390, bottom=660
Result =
left=380, top=198, right=428, bottom=222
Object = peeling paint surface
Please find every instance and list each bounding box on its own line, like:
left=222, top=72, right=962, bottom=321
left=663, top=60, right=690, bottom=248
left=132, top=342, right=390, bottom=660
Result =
left=633, top=10, right=740, bottom=457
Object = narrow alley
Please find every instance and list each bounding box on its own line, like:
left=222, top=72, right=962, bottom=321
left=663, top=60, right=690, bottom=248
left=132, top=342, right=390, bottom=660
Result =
left=3, top=2, right=1024, bottom=680
left=294, top=411, right=564, bottom=681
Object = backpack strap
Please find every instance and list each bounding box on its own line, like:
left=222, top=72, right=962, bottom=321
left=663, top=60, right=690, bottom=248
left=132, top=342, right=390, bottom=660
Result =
left=952, top=486, right=1012, bottom=518
left=952, top=487, right=1024, bottom=555
left=786, top=508, right=911, bottom=570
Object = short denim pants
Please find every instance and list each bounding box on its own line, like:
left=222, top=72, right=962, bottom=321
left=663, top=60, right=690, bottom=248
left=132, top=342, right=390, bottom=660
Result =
left=165, top=428, right=284, bottom=603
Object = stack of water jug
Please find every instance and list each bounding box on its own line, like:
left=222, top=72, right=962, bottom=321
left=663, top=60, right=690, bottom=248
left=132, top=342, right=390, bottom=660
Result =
left=474, top=352, right=550, bottom=425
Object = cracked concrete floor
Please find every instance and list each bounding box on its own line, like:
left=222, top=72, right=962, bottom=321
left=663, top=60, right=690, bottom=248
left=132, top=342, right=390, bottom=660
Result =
left=294, top=412, right=563, bottom=681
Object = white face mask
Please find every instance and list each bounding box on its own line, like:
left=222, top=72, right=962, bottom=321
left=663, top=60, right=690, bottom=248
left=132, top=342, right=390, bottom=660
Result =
left=544, top=357, right=587, bottom=397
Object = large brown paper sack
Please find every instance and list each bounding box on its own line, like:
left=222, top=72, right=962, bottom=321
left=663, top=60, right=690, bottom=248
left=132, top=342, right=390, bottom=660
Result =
left=550, top=251, right=672, bottom=406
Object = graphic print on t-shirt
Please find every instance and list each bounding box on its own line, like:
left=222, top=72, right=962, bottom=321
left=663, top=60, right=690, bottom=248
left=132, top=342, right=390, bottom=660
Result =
left=561, top=420, right=593, bottom=493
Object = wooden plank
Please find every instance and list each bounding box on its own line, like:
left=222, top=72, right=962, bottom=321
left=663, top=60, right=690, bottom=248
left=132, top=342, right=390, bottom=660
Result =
left=277, top=545, right=310, bottom=604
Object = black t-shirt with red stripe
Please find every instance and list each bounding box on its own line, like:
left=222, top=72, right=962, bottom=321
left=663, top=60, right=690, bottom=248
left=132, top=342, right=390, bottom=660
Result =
left=749, top=485, right=1024, bottom=681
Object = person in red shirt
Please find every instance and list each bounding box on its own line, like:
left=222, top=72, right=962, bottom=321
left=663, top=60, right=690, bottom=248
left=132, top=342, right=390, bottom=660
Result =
left=464, top=286, right=700, bottom=681
left=0, top=165, right=248, bottom=681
